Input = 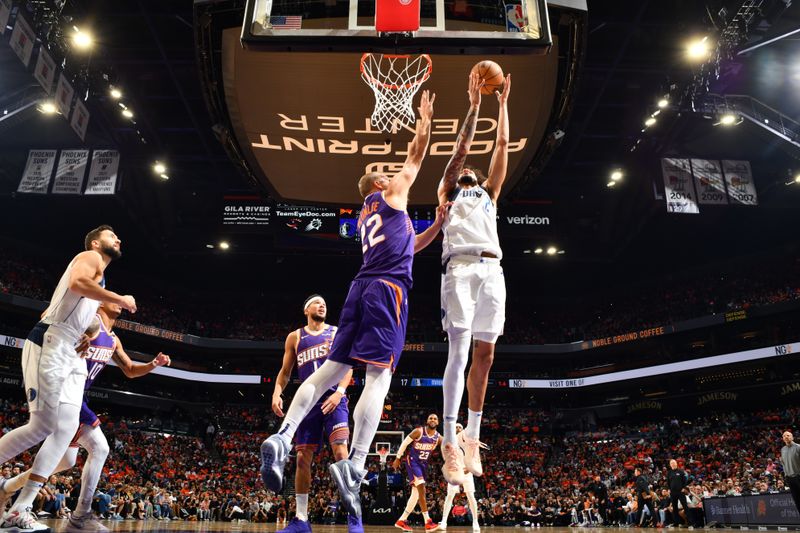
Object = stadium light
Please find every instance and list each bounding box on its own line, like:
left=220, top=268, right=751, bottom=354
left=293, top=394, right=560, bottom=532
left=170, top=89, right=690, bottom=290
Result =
left=72, top=27, right=93, bottom=50
left=159, top=174, right=170, bottom=181
left=153, top=162, right=166, bottom=174
left=534, top=248, right=543, bottom=254
left=687, top=36, right=711, bottom=61
left=110, top=88, right=122, bottom=99
left=607, top=181, right=616, bottom=188
left=644, top=117, right=657, bottom=127
left=546, top=247, right=557, bottom=255
left=610, top=169, right=623, bottom=181
left=795, top=173, right=800, bottom=184
left=121, top=109, right=133, bottom=118
left=219, top=241, right=230, bottom=250
left=38, top=101, right=58, bottom=114
left=657, top=98, right=669, bottom=108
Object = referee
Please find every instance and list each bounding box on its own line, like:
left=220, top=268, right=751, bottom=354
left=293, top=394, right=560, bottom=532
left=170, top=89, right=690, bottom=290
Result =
left=781, top=431, right=800, bottom=511
left=667, top=459, right=689, bottom=527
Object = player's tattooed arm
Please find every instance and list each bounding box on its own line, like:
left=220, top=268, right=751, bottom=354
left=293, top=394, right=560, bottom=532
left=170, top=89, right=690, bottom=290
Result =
left=111, top=336, right=170, bottom=378
left=438, top=72, right=483, bottom=204
left=272, top=330, right=299, bottom=417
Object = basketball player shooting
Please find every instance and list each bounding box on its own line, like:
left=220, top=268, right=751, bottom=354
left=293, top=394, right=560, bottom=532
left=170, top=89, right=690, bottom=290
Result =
left=0, top=302, right=170, bottom=533
left=438, top=70, right=511, bottom=485
left=0, top=225, right=136, bottom=532
left=260, top=90, right=443, bottom=519
left=270, top=295, right=358, bottom=533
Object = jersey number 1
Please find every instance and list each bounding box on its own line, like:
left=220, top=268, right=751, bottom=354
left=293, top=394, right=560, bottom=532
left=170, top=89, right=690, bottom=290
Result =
left=361, top=214, right=386, bottom=253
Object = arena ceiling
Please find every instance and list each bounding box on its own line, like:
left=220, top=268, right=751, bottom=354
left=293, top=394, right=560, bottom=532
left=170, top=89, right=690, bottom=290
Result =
left=0, top=0, right=798, bottom=268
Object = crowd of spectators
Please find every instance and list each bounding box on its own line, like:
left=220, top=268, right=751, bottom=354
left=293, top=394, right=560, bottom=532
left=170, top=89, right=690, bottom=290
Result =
left=2, top=393, right=799, bottom=527
left=2, top=252, right=798, bottom=345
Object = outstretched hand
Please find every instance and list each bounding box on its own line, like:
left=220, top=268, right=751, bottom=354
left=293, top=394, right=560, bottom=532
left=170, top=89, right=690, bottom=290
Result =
left=468, top=72, right=484, bottom=107
left=496, top=73, right=511, bottom=104
left=434, top=202, right=453, bottom=228
left=418, top=90, right=436, bottom=122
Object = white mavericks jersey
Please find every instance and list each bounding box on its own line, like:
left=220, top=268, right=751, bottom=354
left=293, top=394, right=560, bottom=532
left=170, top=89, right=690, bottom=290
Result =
left=442, top=186, right=502, bottom=262
left=42, top=257, right=104, bottom=339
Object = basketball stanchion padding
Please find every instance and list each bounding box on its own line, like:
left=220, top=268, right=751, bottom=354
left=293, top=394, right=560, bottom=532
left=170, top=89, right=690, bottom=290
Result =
left=360, top=53, right=432, bottom=134
left=376, top=0, right=421, bottom=33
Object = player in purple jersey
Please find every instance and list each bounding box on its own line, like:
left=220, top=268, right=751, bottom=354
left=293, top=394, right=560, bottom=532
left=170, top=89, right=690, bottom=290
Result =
left=271, top=295, right=357, bottom=533
left=0, top=303, right=170, bottom=533
left=393, top=414, right=442, bottom=532
left=260, top=91, right=445, bottom=519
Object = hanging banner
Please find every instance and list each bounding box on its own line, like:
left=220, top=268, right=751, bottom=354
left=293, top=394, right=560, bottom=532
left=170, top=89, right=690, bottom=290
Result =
left=18, top=150, right=57, bottom=194
left=690, top=159, right=728, bottom=205
left=84, top=150, right=120, bottom=195
left=33, top=48, right=57, bottom=95
left=70, top=99, right=90, bottom=141
left=0, top=0, right=12, bottom=36
left=722, top=160, right=758, bottom=205
left=10, top=13, right=35, bottom=67
left=55, top=73, right=75, bottom=118
left=52, top=150, right=89, bottom=194
left=661, top=158, right=699, bottom=214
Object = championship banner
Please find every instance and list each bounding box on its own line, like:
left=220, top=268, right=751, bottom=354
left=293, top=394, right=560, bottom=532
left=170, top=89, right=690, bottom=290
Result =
left=661, top=158, right=699, bottom=214
left=70, top=99, right=90, bottom=141
left=690, top=159, right=728, bottom=205
left=55, top=73, right=75, bottom=118
left=9, top=13, right=35, bottom=67
left=0, top=0, right=12, bottom=36
left=722, top=160, right=758, bottom=205
left=52, top=149, right=89, bottom=194
left=33, top=47, right=57, bottom=95
left=84, top=150, right=120, bottom=195
left=17, top=149, right=56, bottom=194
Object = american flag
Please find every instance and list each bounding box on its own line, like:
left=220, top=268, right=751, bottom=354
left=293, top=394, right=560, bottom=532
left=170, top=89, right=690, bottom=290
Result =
left=270, top=15, right=302, bottom=30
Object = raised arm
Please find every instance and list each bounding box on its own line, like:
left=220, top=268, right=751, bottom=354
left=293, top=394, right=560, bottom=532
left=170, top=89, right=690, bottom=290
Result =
left=66, top=251, right=136, bottom=312
left=414, top=202, right=451, bottom=253
left=484, top=74, right=511, bottom=202
left=384, top=90, right=435, bottom=210
left=438, top=72, right=483, bottom=204
left=111, top=336, right=171, bottom=378
left=272, top=330, right=299, bottom=417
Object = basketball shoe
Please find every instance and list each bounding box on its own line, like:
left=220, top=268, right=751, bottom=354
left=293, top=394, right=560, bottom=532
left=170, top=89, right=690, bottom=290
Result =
left=458, top=431, right=488, bottom=477
left=0, top=507, right=50, bottom=532
left=276, top=517, right=311, bottom=533
left=425, top=519, right=439, bottom=530
left=394, top=520, right=413, bottom=532
left=260, top=435, right=291, bottom=492
left=65, top=512, right=109, bottom=533
left=347, top=514, right=364, bottom=533
left=441, top=442, right=466, bottom=485
left=328, top=460, right=365, bottom=517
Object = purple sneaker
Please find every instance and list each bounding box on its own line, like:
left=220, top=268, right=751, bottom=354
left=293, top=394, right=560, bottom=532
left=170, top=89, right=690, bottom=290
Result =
left=277, top=517, right=312, bottom=533
left=347, top=514, right=364, bottom=533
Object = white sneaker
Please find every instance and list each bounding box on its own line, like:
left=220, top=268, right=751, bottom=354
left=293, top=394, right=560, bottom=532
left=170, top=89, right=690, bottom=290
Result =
left=436, top=523, right=447, bottom=531
left=441, top=442, right=466, bottom=485
left=458, top=431, right=488, bottom=477
left=472, top=523, right=480, bottom=532
left=0, top=507, right=51, bottom=532
left=65, top=512, right=109, bottom=533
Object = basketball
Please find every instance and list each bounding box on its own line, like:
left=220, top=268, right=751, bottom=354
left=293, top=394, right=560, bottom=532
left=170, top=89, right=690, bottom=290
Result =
left=471, top=60, right=505, bottom=95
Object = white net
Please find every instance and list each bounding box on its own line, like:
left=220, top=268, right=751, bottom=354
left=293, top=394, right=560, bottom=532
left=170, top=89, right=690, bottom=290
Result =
left=360, top=53, right=432, bottom=134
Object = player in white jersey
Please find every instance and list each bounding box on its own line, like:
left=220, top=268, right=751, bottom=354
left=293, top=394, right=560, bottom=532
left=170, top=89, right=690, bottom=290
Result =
left=437, top=424, right=480, bottom=532
left=438, top=72, right=511, bottom=485
left=0, top=225, right=136, bottom=533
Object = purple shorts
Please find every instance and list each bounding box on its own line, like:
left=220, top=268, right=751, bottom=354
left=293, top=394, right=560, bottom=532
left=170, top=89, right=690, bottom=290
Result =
left=294, top=394, right=350, bottom=450
left=70, top=400, right=99, bottom=448
left=326, top=277, right=408, bottom=372
left=405, top=457, right=427, bottom=485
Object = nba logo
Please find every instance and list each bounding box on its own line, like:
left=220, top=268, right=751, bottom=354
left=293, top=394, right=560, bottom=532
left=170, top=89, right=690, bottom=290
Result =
left=505, top=3, right=527, bottom=32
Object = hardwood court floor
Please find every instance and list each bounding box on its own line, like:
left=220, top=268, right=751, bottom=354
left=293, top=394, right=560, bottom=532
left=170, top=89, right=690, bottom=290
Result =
left=38, top=520, right=755, bottom=533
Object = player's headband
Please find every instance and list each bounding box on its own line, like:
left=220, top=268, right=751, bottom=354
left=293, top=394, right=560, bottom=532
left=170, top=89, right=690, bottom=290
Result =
left=455, top=423, right=463, bottom=430
left=303, top=295, right=325, bottom=311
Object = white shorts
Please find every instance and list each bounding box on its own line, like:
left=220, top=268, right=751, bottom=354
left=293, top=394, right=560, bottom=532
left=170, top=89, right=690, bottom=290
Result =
left=22, top=325, right=87, bottom=412
left=447, top=473, right=475, bottom=495
left=441, top=256, right=506, bottom=342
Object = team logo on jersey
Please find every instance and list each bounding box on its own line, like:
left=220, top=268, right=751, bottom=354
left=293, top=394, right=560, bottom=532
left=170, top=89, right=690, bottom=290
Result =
left=27, top=388, right=37, bottom=402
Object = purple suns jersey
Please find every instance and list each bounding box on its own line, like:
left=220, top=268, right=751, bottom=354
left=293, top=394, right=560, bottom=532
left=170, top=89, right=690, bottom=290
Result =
left=408, top=427, right=440, bottom=466
left=355, top=191, right=414, bottom=287
left=84, top=316, right=116, bottom=390
left=296, top=325, right=337, bottom=382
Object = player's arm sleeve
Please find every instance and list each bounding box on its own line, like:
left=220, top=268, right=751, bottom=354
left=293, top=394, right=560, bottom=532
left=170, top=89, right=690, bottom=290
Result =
left=274, top=331, right=298, bottom=397
left=396, top=431, right=419, bottom=458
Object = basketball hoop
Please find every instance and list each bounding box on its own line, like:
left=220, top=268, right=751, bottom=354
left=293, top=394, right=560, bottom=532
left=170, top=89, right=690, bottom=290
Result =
left=378, top=447, right=390, bottom=466
left=360, top=53, right=432, bottom=134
